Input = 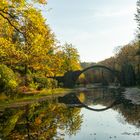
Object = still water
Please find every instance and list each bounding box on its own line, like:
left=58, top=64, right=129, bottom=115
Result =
left=0, top=87, right=140, bottom=140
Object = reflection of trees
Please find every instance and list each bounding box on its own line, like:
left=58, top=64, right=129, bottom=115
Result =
left=0, top=109, right=24, bottom=138
left=0, top=100, right=82, bottom=139
left=77, top=88, right=140, bottom=128
left=77, top=88, right=120, bottom=106
left=116, top=103, right=140, bottom=128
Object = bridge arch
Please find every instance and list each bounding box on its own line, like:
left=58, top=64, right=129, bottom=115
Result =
left=75, top=65, right=120, bottom=85
left=81, top=65, right=117, bottom=74
left=48, top=65, right=120, bottom=88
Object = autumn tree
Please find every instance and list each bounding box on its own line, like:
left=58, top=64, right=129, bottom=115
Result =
left=61, top=43, right=81, bottom=72
left=0, top=0, right=56, bottom=85
left=0, top=0, right=82, bottom=90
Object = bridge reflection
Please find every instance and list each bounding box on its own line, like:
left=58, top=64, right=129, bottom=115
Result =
left=58, top=88, right=124, bottom=112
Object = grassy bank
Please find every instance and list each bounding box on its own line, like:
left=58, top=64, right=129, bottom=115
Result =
left=0, top=88, right=74, bottom=110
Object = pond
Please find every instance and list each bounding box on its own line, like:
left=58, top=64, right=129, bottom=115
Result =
left=0, top=87, right=140, bottom=140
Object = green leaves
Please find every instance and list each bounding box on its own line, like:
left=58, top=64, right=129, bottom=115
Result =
left=2, top=110, right=24, bottom=137
left=0, top=64, right=18, bottom=91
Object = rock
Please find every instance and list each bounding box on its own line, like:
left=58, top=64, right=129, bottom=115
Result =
left=123, top=88, right=140, bottom=105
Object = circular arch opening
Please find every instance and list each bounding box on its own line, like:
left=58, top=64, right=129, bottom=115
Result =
left=76, top=65, right=119, bottom=87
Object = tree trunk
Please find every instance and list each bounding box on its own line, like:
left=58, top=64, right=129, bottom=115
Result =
left=24, top=64, right=28, bottom=86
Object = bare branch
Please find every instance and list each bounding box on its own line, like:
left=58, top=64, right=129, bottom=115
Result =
left=0, top=12, right=23, bottom=35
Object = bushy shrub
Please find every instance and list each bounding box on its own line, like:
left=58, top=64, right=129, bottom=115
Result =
left=0, top=64, right=18, bottom=92
left=29, top=82, right=39, bottom=90
left=33, top=77, right=58, bottom=89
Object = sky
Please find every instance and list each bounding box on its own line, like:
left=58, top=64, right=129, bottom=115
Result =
left=40, top=0, right=137, bottom=62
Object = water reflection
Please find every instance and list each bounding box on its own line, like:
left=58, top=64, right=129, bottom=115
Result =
left=0, top=87, right=140, bottom=140
left=75, top=88, right=140, bottom=128
left=0, top=99, right=82, bottom=139
left=58, top=89, right=123, bottom=112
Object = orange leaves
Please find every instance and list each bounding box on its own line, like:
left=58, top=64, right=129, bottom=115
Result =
left=35, top=117, right=42, bottom=125
left=38, top=0, right=47, bottom=4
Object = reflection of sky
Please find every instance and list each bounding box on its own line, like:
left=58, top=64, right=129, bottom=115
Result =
left=40, top=0, right=137, bottom=62
left=65, top=105, right=140, bottom=140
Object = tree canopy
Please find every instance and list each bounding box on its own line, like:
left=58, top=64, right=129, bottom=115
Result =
left=0, top=0, right=81, bottom=90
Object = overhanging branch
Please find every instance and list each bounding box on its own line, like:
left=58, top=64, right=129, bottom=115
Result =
left=0, top=12, right=24, bottom=35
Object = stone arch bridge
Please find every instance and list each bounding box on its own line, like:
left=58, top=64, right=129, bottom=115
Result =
left=49, top=65, right=120, bottom=88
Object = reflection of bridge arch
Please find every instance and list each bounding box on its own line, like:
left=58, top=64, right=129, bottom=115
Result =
left=58, top=93, right=121, bottom=112
left=76, top=96, right=121, bottom=112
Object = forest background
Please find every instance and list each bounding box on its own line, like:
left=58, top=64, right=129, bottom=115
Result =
left=0, top=0, right=140, bottom=97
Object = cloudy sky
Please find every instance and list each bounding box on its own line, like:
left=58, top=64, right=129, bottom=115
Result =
left=41, top=0, right=137, bottom=62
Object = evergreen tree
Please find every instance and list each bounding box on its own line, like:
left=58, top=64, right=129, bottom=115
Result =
left=120, top=64, right=136, bottom=86
left=135, top=0, right=140, bottom=85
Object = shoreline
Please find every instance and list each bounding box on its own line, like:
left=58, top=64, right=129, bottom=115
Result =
left=0, top=88, right=74, bottom=110
left=123, top=87, right=140, bottom=105
left=1, top=86, right=140, bottom=110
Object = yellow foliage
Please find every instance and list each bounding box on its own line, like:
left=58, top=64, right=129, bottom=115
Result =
left=78, top=92, right=85, bottom=102
left=35, top=117, right=42, bottom=125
